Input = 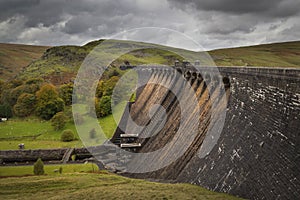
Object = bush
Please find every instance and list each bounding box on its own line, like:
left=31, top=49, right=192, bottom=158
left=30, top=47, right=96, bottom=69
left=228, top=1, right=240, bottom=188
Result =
left=89, top=128, right=96, bottom=139
left=71, top=154, right=76, bottom=161
left=51, top=112, right=67, bottom=130
left=59, top=166, right=63, bottom=174
left=61, top=129, right=75, bottom=142
left=33, top=158, right=44, bottom=175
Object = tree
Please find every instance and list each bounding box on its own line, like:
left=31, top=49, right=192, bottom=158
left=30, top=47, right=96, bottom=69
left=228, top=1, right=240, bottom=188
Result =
left=103, top=76, right=119, bottom=96
left=59, top=83, right=73, bottom=106
left=36, top=98, right=64, bottom=120
left=8, top=84, right=40, bottom=106
left=51, top=112, right=67, bottom=130
left=96, top=96, right=112, bottom=117
left=96, top=81, right=105, bottom=99
left=36, top=84, right=59, bottom=102
left=0, top=104, right=13, bottom=118
left=8, top=85, right=27, bottom=106
left=0, top=78, right=40, bottom=107
left=33, top=158, right=44, bottom=175
left=35, top=84, right=64, bottom=120
left=95, top=76, right=119, bottom=99
left=61, top=129, right=75, bottom=142
left=13, top=93, right=36, bottom=117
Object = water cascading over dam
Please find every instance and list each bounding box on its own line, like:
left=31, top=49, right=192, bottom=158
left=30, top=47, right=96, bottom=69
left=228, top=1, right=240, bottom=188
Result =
left=108, top=64, right=299, bottom=199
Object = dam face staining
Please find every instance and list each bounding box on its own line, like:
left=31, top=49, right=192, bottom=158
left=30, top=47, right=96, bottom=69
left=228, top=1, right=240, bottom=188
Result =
left=106, top=64, right=300, bottom=200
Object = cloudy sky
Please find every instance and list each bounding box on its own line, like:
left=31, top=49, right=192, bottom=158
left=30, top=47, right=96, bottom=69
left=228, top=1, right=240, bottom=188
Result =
left=0, top=0, right=299, bottom=50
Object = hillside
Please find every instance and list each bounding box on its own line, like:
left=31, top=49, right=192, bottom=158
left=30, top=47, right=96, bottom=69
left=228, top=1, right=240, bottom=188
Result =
left=0, top=43, right=50, bottom=81
left=0, top=40, right=299, bottom=84
left=17, top=39, right=191, bottom=84
left=210, top=41, right=300, bottom=67
left=16, top=40, right=300, bottom=84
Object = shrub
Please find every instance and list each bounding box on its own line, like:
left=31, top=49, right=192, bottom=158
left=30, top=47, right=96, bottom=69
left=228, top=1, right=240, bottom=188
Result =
left=33, top=158, right=44, bottom=175
left=51, top=112, right=67, bottom=130
left=61, top=129, right=75, bottom=142
left=89, top=128, right=96, bottom=139
left=59, top=166, right=63, bottom=174
left=71, top=154, right=76, bottom=161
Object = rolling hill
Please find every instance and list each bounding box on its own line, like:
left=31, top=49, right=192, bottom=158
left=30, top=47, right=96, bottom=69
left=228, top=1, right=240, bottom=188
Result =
left=0, top=40, right=299, bottom=83
left=0, top=43, right=49, bottom=81
left=210, top=40, right=300, bottom=67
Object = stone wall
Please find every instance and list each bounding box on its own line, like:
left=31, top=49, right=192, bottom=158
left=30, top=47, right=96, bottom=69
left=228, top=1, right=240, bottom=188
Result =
left=0, top=148, right=91, bottom=163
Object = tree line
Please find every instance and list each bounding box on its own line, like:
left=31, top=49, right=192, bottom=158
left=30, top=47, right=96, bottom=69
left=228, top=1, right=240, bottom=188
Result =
left=0, top=74, right=122, bottom=121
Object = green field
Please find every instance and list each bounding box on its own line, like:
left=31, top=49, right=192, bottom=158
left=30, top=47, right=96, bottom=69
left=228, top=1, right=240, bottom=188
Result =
left=210, top=41, right=300, bottom=67
left=0, top=170, right=241, bottom=200
left=0, top=113, right=119, bottom=150
left=0, top=163, right=98, bottom=177
left=0, top=117, right=83, bottom=150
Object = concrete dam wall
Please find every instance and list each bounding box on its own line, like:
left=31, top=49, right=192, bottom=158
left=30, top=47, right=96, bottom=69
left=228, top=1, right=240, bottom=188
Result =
left=110, top=65, right=300, bottom=199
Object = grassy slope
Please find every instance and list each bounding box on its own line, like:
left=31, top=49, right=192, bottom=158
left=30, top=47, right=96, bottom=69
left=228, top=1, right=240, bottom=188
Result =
left=17, top=40, right=300, bottom=84
left=1, top=40, right=299, bottom=82
left=0, top=117, right=83, bottom=150
left=209, top=41, right=300, bottom=67
left=17, top=39, right=190, bottom=83
left=0, top=43, right=49, bottom=81
left=0, top=171, right=241, bottom=200
left=0, top=40, right=300, bottom=80
left=0, top=102, right=125, bottom=150
left=0, top=116, right=117, bottom=150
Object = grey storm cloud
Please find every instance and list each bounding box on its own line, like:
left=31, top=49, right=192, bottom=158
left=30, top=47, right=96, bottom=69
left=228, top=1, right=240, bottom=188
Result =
left=168, top=0, right=300, bottom=17
left=0, top=0, right=299, bottom=49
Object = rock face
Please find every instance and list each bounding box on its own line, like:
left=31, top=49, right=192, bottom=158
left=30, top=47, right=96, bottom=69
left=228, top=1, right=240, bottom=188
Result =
left=111, top=66, right=300, bottom=199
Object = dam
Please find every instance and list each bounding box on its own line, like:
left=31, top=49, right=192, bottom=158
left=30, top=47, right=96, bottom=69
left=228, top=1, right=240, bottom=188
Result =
left=107, top=64, right=300, bottom=200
